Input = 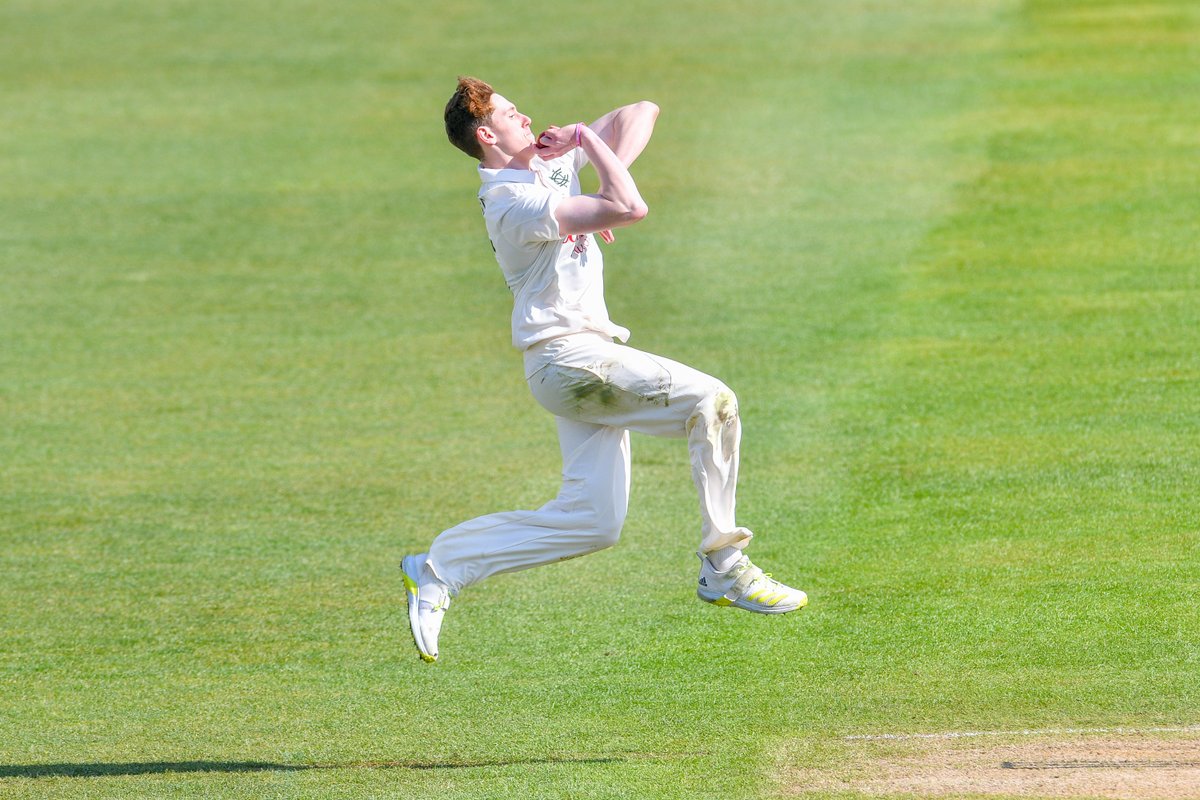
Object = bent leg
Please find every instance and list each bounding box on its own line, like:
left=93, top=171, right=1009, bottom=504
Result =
left=526, top=336, right=752, bottom=556
left=427, top=417, right=630, bottom=594
left=683, top=384, right=753, bottom=555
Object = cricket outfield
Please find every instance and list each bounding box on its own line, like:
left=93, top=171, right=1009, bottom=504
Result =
left=2, top=1, right=1197, bottom=798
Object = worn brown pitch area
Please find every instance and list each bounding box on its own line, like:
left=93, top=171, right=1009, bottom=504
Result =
left=785, top=731, right=1200, bottom=798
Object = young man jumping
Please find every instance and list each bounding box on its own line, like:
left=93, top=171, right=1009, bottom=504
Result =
left=400, top=77, right=807, bottom=663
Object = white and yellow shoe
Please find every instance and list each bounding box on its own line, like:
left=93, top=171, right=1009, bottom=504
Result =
left=400, top=553, right=451, bottom=663
left=697, top=554, right=808, bottom=614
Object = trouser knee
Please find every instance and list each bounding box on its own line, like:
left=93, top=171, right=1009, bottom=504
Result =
left=686, top=384, right=739, bottom=437
left=592, top=504, right=626, bottom=549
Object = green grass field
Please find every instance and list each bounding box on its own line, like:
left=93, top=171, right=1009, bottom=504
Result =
left=3, top=1, right=1198, bottom=798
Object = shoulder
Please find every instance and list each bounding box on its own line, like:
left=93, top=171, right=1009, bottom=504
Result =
left=481, top=186, right=561, bottom=245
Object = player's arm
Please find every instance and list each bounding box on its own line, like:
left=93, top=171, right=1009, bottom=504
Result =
left=535, top=123, right=648, bottom=237
left=588, top=101, right=659, bottom=167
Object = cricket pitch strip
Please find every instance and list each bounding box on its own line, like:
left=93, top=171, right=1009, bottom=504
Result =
left=784, top=727, right=1200, bottom=798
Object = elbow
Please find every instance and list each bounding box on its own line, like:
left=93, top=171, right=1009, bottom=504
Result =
left=639, top=101, right=660, bottom=119
left=598, top=197, right=648, bottom=227
left=616, top=200, right=648, bottom=225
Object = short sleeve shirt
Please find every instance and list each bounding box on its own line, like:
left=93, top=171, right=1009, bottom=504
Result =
left=478, top=150, right=631, bottom=350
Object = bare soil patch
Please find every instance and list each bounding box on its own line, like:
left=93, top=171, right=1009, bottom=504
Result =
left=787, top=731, right=1200, bottom=798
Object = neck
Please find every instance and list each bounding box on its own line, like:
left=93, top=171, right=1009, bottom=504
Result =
left=482, top=146, right=534, bottom=171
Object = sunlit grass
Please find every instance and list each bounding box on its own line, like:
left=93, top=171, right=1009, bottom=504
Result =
left=2, top=1, right=1197, bottom=798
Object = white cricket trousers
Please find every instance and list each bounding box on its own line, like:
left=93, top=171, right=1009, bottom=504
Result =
left=426, top=332, right=752, bottom=593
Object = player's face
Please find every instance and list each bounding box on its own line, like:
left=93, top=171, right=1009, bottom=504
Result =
left=484, top=94, right=535, bottom=155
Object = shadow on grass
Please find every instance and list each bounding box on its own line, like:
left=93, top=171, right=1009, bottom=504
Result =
left=0, top=756, right=625, bottom=779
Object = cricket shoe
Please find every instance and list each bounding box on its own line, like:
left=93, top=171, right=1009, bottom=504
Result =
left=697, top=553, right=808, bottom=614
left=400, top=553, right=451, bottom=663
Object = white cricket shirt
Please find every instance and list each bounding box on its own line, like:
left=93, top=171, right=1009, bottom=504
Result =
left=478, top=150, right=631, bottom=350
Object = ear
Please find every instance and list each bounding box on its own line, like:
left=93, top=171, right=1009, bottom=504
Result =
left=476, top=125, right=496, bottom=148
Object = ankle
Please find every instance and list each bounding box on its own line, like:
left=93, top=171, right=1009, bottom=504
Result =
left=705, top=546, right=745, bottom=574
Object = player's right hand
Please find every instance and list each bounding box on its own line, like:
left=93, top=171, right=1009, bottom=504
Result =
left=534, top=124, right=580, bottom=159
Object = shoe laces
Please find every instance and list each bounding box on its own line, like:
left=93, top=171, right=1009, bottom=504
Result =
left=421, top=592, right=450, bottom=614
left=737, top=562, right=791, bottom=594
left=418, top=600, right=443, bottom=616
left=747, top=566, right=776, bottom=588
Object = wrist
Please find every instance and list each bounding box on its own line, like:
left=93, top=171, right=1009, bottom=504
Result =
left=575, top=122, right=588, bottom=148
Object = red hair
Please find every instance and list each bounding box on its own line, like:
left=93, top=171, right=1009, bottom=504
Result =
left=444, top=76, right=494, bottom=160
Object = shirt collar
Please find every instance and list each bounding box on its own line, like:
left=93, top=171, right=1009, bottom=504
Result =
left=479, top=165, right=537, bottom=185
left=479, top=154, right=566, bottom=185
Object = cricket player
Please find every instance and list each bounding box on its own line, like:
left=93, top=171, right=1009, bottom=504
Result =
left=400, top=77, right=807, bottom=663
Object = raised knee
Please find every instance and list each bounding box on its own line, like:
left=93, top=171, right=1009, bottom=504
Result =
left=686, top=385, right=739, bottom=436
left=594, top=523, right=622, bottom=550
left=593, top=509, right=625, bottom=549
left=712, top=387, right=738, bottom=424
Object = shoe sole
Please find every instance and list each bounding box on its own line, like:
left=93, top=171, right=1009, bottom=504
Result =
left=697, top=588, right=808, bottom=615
left=401, top=556, right=437, bottom=663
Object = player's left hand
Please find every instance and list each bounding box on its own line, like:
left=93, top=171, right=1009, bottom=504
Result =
left=599, top=229, right=615, bottom=244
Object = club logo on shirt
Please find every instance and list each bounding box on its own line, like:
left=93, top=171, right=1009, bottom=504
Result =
left=548, top=168, right=570, bottom=188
